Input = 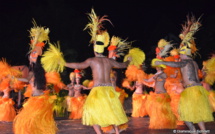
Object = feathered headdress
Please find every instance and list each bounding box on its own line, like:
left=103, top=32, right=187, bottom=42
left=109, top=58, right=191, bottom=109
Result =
left=41, top=42, right=65, bottom=73
left=204, top=56, right=215, bottom=85
left=69, top=72, right=75, bottom=81
left=108, top=36, right=131, bottom=58
left=124, top=48, right=145, bottom=68
left=94, top=31, right=110, bottom=53
left=179, top=15, right=201, bottom=56
left=0, top=58, right=22, bottom=78
left=84, top=8, right=112, bottom=44
left=156, top=39, right=173, bottom=58
left=29, top=19, right=50, bottom=55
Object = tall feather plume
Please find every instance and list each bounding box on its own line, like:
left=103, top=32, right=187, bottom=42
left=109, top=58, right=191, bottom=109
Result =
left=116, top=38, right=132, bottom=57
left=109, top=36, right=131, bottom=57
left=41, top=42, right=65, bottom=73
left=180, top=15, right=202, bottom=55
left=158, top=43, right=173, bottom=57
left=205, top=57, right=215, bottom=85
left=83, top=8, right=112, bottom=44
left=29, top=19, right=50, bottom=53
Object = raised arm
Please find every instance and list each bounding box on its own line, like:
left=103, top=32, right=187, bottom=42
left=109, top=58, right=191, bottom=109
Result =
left=65, top=58, right=91, bottom=69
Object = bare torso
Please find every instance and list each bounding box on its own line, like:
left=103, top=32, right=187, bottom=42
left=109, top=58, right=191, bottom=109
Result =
left=180, top=59, right=201, bottom=87
left=154, top=72, right=167, bottom=93
left=65, top=57, right=129, bottom=87
left=73, top=84, right=85, bottom=97
left=134, top=81, right=144, bottom=94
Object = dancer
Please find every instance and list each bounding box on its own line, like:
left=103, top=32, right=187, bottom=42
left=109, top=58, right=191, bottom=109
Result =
left=65, top=72, right=75, bottom=114
left=201, top=54, right=215, bottom=112
left=42, top=8, right=144, bottom=134
left=13, top=20, right=57, bottom=134
left=0, top=73, right=16, bottom=122
left=155, top=15, right=214, bottom=134
left=143, top=65, right=177, bottom=129
left=68, top=69, right=89, bottom=119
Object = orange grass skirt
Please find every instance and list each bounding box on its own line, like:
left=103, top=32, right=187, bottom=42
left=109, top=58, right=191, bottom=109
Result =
left=0, top=98, right=16, bottom=122
left=69, top=95, right=87, bottom=119
left=131, top=93, right=147, bottom=117
left=13, top=95, right=57, bottom=134
left=145, top=92, right=177, bottom=129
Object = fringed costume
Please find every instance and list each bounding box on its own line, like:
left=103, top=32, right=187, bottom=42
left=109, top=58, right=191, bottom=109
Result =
left=0, top=79, right=16, bottom=122
left=69, top=95, right=87, bottom=119
left=146, top=92, right=177, bottom=129
left=82, top=86, right=128, bottom=127
left=24, top=84, right=32, bottom=98
left=53, top=96, right=67, bottom=117
left=66, top=96, right=72, bottom=112
left=209, top=90, right=215, bottom=112
left=13, top=94, right=57, bottom=134
left=0, top=97, right=16, bottom=122
left=179, top=86, right=214, bottom=123
left=115, top=86, right=128, bottom=105
left=131, top=93, right=147, bottom=117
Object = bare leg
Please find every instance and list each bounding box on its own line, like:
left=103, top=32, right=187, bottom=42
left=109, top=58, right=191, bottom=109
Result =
left=198, top=122, right=207, bottom=134
left=113, top=125, right=120, bottom=134
left=93, top=125, right=103, bottom=134
left=184, top=121, right=197, bottom=134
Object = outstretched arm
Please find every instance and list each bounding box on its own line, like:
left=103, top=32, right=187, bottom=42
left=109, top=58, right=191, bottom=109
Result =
left=65, top=58, right=91, bottom=69
left=156, top=61, right=187, bottom=68
left=111, top=59, right=130, bottom=69
left=81, top=85, right=91, bottom=90
left=17, top=71, right=33, bottom=83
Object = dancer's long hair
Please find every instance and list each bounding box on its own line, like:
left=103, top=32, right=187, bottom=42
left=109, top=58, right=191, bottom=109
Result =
left=31, top=56, right=46, bottom=90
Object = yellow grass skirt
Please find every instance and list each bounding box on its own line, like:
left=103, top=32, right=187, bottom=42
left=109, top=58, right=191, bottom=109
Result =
left=179, top=86, right=214, bottom=123
left=131, top=93, right=147, bottom=117
left=209, top=90, right=215, bottom=112
left=82, top=86, right=128, bottom=127
left=146, top=92, right=177, bottom=129
left=13, top=95, right=57, bottom=134
left=69, top=95, right=87, bottom=119
left=0, top=98, right=16, bottom=122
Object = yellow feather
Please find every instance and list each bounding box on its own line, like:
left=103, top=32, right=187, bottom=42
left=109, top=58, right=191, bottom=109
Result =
left=124, top=48, right=145, bottom=68
left=41, top=42, right=65, bottom=72
left=151, top=58, right=166, bottom=68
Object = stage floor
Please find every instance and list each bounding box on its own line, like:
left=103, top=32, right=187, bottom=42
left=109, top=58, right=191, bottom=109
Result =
left=0, top=116, right=214, bottom=134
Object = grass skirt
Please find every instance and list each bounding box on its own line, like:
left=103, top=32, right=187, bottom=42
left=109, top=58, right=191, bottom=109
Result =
left=209, top=90, right=215, bottom=112
left=115, top=87, right=128, bottom=105
left=82, top=86, right=128, bottom=127
left=66, top=96, right=72, bottom=112
left=131, top=93, right=147, bottom=117
left=179, top=86, right=214, bottom=123
left=13, top=95, right=57, bottom=134
left=101, top=123, right=128, bottom=133
left=69, top=95, right=87, bottom=119
left=146, top=92, right=177, bottom=129
left=0, top=98, right=16, bottom=122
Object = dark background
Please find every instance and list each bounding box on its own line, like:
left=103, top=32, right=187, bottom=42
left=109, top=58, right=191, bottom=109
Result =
left=0, top=0, right=215, bottom=81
